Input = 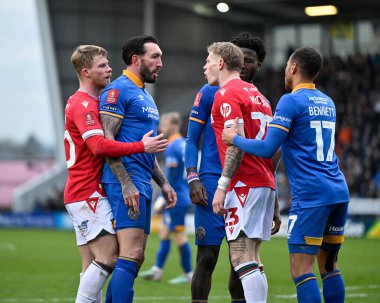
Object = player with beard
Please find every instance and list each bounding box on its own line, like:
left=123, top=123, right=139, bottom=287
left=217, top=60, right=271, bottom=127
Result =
left=65, top=45, right=168, bottom=303
left=99, top=35, right=177, bottom=303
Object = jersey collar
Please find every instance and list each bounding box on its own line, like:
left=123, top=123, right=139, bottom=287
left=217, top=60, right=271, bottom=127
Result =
left=123, top=69, right=144, bottom=88
left=292, top=83, right=316, bottom=93
left=168, top=133, right=182, bottom=143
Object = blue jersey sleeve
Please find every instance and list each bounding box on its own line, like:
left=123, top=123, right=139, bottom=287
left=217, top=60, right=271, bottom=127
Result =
left=165, top=142, right=179, bottom=183
left=185, top=120, right=203, bottom=170
left=185, top=85, right=219, bottom=171
left=99, top=82, right=128, bottom=119
left=233, top=125, right=287, bottom=158
left=268, top=94, right=297, bottom=132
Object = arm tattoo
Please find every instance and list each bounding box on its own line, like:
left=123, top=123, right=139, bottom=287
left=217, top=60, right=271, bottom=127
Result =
left=100, top=114, right=122, bottom=139
left=100, top=114, right=133, bottom=186
left=222, top=145, right=244, bottom=179
left=152, top=159, right=168, bottom=188
left=221, top=121, right=245, bottom=179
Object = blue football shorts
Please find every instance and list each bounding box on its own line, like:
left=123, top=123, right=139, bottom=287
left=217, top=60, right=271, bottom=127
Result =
left=194, top=174, right=225, bottom=246
left=163, top=203, right=190, bottom=232
left=104, top=181, right=153, bottom=234
left=287, top=201, right=349, bottom=255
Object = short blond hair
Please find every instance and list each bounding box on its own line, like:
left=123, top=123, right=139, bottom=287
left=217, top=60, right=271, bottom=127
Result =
left=207, top=42, right=243, bottom=72
left=161, top=112, right=182, bottom=127
left=71, top=45, right=108, bottom=75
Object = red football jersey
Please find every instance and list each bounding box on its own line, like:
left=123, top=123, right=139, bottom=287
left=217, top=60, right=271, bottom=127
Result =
left=64, top=91, right=106, bottom=203
left=211, top=78, right=275, bottom=191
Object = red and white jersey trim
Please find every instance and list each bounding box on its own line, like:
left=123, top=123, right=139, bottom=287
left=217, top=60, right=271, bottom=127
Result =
left=82, top=129, right=104, bottom=140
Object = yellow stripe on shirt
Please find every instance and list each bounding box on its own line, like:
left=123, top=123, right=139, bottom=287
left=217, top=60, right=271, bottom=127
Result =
left=189, top=117, right=206, bottom=125
left=269, top=124, right=289, bottom=132
left=99, top=111, right=124, bottom=119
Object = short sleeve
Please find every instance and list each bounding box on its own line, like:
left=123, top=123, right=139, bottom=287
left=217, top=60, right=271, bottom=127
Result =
left=99, top=86, right=127, bottom=119
left=269, top=94, right=296, bottom=131
left=71, top=100, right=104, bottom=140
left=189, top=85, right=218, bottom=124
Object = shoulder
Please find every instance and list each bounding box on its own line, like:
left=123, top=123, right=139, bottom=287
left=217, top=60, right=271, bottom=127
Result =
left=200, top=84, right=219, bottom=94
left=198, top=84, right=219, bottom=103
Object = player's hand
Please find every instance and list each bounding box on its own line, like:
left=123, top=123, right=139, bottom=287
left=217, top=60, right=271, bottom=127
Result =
left=142, top=130, right=168, bottom=154
left=212, top=188, right=227, bottom=215
left=271, top=196, right=281, bottom=235
left=121, top=181, right=140, bottom=215
left=161, top=182, right=177, bottom=209
left=222, top=117, right=239, bottom=146
left=189, top=179, right=208, bottom=207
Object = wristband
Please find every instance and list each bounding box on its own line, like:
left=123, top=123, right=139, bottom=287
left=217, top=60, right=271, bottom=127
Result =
left=217, top=175, right=231, bottom=191
left=187, top=171, right=199, bottom=184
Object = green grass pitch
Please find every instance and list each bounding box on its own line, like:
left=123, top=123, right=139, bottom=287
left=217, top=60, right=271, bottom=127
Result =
left=0, top=229, right=379, bottom=302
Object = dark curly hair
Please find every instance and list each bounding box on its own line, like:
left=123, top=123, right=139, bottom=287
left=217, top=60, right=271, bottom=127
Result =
left=291, top=47, right=323, bottom=79
left=230, top=31, right=266, bottom=63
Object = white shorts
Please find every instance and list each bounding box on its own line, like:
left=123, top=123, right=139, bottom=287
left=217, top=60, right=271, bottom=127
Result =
left=65, top=191, right=115, bottom=246
left=224, top=184, right=275, bottom=242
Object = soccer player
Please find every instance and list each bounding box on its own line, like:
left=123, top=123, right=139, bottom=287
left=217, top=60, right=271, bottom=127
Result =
left=205, top=42, right=276, bottom=303
left=140, top=112, right=193, bottom=284
left=222, top=47, right=349, bottom=303
left=64, top=45, right=168, bottom=303
left=185, top=32, right=280, bottom=303
left=99, top=35, right=177, bottom=303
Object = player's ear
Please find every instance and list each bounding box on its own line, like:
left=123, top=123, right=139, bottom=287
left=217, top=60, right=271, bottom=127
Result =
left=218, top=58, right=224, bottom=70
left=81, top=68, right=90, bottom=79
left=291, top=62, right=297, bottom=75
left=132, top=54, right=141, bottom=66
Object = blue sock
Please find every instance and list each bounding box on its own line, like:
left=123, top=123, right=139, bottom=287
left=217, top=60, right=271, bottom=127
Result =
left=156, top=239, right=171, bottom=268
left=179, top=242, right=192, bottom=273
left=294, top=273, right=321, bottom=303
left=106, top=258, right=138, bottom=303
left=321, top=270, right=345, bottom=303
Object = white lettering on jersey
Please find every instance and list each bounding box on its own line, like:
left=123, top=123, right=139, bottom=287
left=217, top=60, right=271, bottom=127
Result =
left=308, top=106, right=335, bottom=117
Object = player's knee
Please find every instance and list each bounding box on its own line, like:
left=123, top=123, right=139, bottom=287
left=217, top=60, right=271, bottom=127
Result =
left=173, top=230, right=187, bottom=246
left=320, top=249, right=339, bottom=273
left=125, top=247, right=145, bottom=264
left=196, top=246, right=219, bottom=273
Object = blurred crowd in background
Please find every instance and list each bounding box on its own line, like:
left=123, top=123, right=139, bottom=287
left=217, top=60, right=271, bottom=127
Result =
left=1, top=52, right=379, bottom=212
left=256, top=52, right=380, bottom=210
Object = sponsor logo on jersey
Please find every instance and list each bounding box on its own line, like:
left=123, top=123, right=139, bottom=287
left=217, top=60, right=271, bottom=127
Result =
left=193, top=92, right=202, bottom=107
left=83, top=112, right=96, bottom=126
left=195, top=226, right=206, bottom=240
left=220, top=103, right=231, bottom=118
left=138, top=94, right=145, bottom=100
left=106, top=89, right=119, bottom=104
left=101, top=105, right=117, bottom=111
left=142, top=106, right=159, bottom=120
left=81, top=101, right=89, bottom=108
left=86, top=197, right=99, bottom=213
left=329, top=226, right=344, bottom=232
